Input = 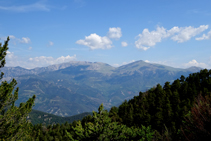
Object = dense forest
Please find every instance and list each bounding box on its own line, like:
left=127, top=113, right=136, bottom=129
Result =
left=1, top=37, right=211, bottom=140
left=28, top=109, right=92, bottom=126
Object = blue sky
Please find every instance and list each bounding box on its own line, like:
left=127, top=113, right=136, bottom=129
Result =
left=1, top=0, right=211, bottom=69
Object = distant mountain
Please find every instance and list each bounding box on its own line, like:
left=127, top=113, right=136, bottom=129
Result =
left=2, top=61, right=115, bottom=78
left=28, top=109, right=92, bottom=125
left=185, top=66, right=203, bottom=72
left=1, top=60, right=203, bottom=117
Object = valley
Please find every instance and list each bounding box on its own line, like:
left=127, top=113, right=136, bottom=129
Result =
left=1, top=60, right=202, bottom=117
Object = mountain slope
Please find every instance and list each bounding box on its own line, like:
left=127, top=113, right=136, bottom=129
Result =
left=2, top=60, right=203, bottom=116
left=28, top=109, right=92, bottom=125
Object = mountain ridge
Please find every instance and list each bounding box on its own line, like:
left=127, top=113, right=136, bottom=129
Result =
left=3, top=60, right=203, bottom=74
left=1, top=60, right=203, bottom=117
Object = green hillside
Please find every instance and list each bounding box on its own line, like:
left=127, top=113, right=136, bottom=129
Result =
left=108, top=69, right=211, bottom=140
left=7, top=60, right=202, bottom=117
left=23, top=69, right=211, bottom=141
left=28, top=109, right=92, bottom=125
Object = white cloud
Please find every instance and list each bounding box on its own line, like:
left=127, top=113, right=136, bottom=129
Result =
left=76, top=33, right=113, bottom=50
left=112, top=60, right=135, bottom=67
left=144, top=60, right=172, bottom=66
left=165, top=26, right=181, bottom=37
left=195, top=30, right=211, bottom=40
left=112, top=64, right=120, bottom=67
left=122, top=60, right=135, bottom=65
left=29, top=55, right=77, bottom=66
left=20, top=37, right=31, bottom=43
left=5, top=51, right=77, bottom=69
left=107, top=27, right=122, bottom=39
left=0, top=35, right=15, bottom=40
left=171, top=25, right=208, bottom=43
left=76, top=27, right=123, bottom=50
left=47, top=41, right=54, bottom=46
left=5, top=51, right=21, bottom=67
left=135, top=26, right=167, bottom=50
left=2, top=35, right=31, bottom=44
left=28, top=47, right=32, bottom=50
left=0, top=2, right=50, bottom=12
left=49, top=41, right=54, bottom=46
left=55, top=55, right=77, bottom=63
left=121, top=41, right=128, bottom=47
left=183, top=59, right=207, bottom=68
left=135, top=25, right=209, bottom=50
left=6, top=51, right=16, bottom=59
left=9, top=35, right=16, bottom=39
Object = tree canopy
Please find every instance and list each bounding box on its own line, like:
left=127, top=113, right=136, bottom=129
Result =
left=1, top=36, right=211, bottom=141
left=0, top=37, right=36, bottom=140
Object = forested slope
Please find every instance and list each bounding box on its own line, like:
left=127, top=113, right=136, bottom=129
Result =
left=1, top=38, right=210, bottom=140
left=27, top=69, right=211, bottom=141
left=110, top=69, right=211, bottom=140
left=28, top=109, right=92, bottom=125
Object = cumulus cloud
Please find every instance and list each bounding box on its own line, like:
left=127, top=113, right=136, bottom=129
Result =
left=165, top=26, right=181, bottom=37
left=76, top=33, right=113, bottom=50
left=144, top=60, right=150, bottom=63
left=183, top=59, right=207, bottom=68
left=171, top=25, right=208, bottom=42
left=121, top=41, right=128, bottom=47
left=5, top=51, right=21, bottom=67
left=2, top=35, right=31, bottom=44
left=135, top=25, right=209, bottom=50
left=135, top=26, right=167, bottom=50
left=107, top=27, right=122, bottom=39
left=20, top=37, right=31, bottom=43
left=29, top=54, right=77, bottom=66
left=195, top=30, right=211, bottom=40
left=5, top=51, right=77, bottom=69
left=6, top=51, right=16, bottom=59
left=76, top=27, right=122, bottom=50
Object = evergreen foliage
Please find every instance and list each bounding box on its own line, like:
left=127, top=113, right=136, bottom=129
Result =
left=28, top=109, right=92, bottom=125
left=5, top=68, right=211, bottom=141
left=1, top=36, right=211, bottom=140
left=112, top=69, right=211, bottom=140
left=66, top=103, right=154, bottom=141
left=181, top=93, right=211, bottom=140
left=0, top=37, right=36, bottom=140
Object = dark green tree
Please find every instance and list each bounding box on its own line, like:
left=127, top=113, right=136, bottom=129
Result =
left=0, top=37, right=36, bottom=140
left=66, top=103, right=155, bottom=141
left=181, top=93, right=211, bottom=141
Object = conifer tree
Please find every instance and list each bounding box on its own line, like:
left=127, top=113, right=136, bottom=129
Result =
left=0, top=37, right=36, bottom=140
left=66, top=103, right=155, bottom=141
left=181, top=93, right=211, bottom=140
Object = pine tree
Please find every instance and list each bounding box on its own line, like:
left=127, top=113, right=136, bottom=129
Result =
left=181, top=93, right=211, bottom=141
left=66, top=103, right=155, bottom=141
left=0, top=37, right=36, bottom=140
left=109, top=106, right=121, bottom=123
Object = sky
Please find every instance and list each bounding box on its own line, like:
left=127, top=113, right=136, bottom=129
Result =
left=0, top=0, right=211, bottom=69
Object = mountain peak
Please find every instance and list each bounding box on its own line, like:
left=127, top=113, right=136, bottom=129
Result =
left=186, top=66, right=203, bottom=72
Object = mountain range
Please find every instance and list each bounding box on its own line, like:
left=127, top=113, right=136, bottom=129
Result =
left=28, top=109, right=92, bottom=125
left=1, top=60, right=202, bottom=117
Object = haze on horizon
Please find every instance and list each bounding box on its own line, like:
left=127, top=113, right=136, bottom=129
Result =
left=0, top=0, right=211, bottom=69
